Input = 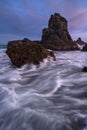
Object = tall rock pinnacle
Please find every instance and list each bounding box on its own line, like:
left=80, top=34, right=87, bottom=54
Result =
left=41, top=13, right=79, bottom=50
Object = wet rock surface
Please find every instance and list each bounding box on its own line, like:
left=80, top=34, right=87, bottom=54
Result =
left=6, top=38, right=55, bottom=67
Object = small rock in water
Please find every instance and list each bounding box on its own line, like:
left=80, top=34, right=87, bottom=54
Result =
left=82, top=44, right=87, bottom=51
left=82, top=67, right=87, bottom=72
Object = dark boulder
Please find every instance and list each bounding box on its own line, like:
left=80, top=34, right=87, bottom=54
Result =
left=76, top=38, right=83, bottom=45
left=75, top=38, right=87, bottom=45
left=82, top=67, right=87, bottom=72
left=41, top=13, right=79, bottom=51
left=6, top=38, right=56, bottom=67
left=81, top=44, right=87, bottom=51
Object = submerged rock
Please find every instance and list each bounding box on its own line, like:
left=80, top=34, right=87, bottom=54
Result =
left=41, top=13, right=79, bottom=51
left=6, top=38, right=55, bottom=67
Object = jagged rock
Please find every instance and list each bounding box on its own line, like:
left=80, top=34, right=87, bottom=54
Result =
left=81, top=44, right=87, bottom=51
left=41, top=13, right=79, bottom=51
left=6, top=38, right=56, bottom=67
left=75, top=38, right=86, bottom=45
left=82, top=67, right=87, bottom=72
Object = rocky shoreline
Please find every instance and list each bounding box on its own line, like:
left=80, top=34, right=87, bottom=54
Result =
left=6, top=13, right=87, bottom=68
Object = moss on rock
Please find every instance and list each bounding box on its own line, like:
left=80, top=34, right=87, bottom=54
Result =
left=6, top=38, right=55, bottom=67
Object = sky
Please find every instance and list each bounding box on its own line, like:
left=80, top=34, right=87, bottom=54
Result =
left=0, top=0, right=87, bottom=44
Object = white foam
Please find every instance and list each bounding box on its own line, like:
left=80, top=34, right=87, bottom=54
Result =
left=33, top=78, right=62, bottom=98
left=77, top=43, right=84, bottom=50
left=44, top=79, right=62, bottom=97
left=18, top=64, right=37, bottom=73
left=8, top=70, right=22, bottom=81
left=39, top=57, right=55, bottom=68
left=0, top=86, right=19, bottom=111
left=0, top=69, right=22, bottom=82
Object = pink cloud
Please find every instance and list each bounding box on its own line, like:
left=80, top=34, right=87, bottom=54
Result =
left=69, top=9, right=87, bottom=31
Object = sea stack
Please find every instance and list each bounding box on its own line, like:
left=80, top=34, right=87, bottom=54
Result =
left=75, top=38, right=86, bottom=45
left=41, top=13, right=79, bottom=51
left=6, top=38, right=55, bottom=67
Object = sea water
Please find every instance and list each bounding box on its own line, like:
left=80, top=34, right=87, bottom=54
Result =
left=0, top=49, right=87, bottom=130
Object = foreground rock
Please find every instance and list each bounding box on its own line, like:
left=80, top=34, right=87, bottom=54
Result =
left=41, top=13, right=79, bottom=51
left=82, top=67, right=87, bottom=72
left=81, top=44, right=87, bottom=51
left=6, top=38, right=55, bottom=67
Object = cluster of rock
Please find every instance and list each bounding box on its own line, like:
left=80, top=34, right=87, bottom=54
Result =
left=41, top=13, right=79, bottom=51
left=6, top=13, right=87, bottom=69
left=6, top=38, right=55, bottom=67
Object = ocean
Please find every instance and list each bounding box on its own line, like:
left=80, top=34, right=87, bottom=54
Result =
left=0, top=48, right=87, bottom=130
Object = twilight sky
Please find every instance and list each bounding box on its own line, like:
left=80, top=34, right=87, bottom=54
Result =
left=0, top=0, right=87, bottom=44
